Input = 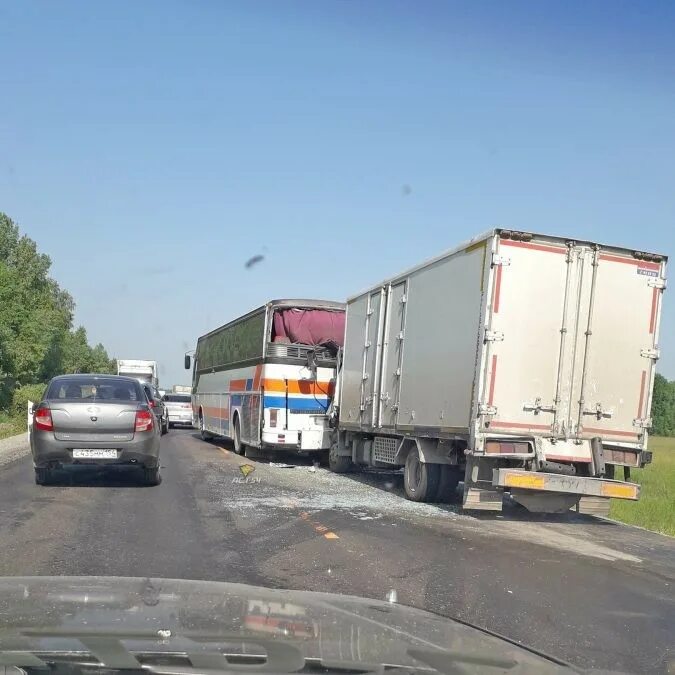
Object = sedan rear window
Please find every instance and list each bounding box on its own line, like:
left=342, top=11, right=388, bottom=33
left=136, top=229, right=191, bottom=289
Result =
left=164, top=394, right=191, bottom=402
left=46, top=377, right=142, bottom=401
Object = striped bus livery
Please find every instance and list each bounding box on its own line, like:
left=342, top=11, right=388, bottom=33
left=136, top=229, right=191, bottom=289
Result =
left=189, top=299, right=345, bottom=454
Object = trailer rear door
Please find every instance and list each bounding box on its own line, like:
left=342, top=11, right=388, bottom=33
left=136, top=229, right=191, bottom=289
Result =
left=481, top=237, right=570, bottom=436
left=572, top=251, right=665, bottom=442
left=481, top=234, right=665, bottom=448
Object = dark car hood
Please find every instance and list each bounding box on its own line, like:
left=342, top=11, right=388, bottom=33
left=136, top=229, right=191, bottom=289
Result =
left=0, top=576, right=574, bottom=673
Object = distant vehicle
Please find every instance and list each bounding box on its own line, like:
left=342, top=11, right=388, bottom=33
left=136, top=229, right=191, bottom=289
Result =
left=163, top=393, right=193, bottom=428
left=141, top=382, right=168, bottom=435
left=172, top=384, right=191, bottom=394
left=185, top=299, right=345, bottom=455
left=30, top=374, right=161, bottom=486
left=117, top=359, right=158, bottom=388
left=329, top=229, right=667, bottom=514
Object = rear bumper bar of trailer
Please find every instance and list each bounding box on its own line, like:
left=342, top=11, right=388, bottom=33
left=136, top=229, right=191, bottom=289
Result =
left=492, top=468, right=640, bottom=500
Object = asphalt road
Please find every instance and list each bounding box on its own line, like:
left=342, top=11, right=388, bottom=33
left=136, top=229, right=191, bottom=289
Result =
left=0, top=428, right=673, bottom=673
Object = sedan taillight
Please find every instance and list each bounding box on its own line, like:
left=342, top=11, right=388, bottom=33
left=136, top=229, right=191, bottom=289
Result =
left=135, top=409, right=154, bottom=432
left=34, top=407, right=53, bottom=431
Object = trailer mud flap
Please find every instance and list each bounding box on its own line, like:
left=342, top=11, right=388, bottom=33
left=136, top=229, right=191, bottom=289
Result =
left=492, top=468, right=640, bottom=500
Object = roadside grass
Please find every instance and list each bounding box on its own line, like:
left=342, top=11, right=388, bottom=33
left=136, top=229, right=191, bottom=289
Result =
left=609, top=436, right=675, bottom=537
left=0, top=412, right=25, bottom=440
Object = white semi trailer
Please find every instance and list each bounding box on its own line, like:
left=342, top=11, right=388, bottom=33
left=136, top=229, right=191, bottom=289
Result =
left=328, top=229, right=667, bottom=514
left=117, top=359, right=159, bottom=388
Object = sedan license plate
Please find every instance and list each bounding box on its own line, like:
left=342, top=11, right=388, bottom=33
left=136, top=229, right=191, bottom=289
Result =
left=72, top=449, right=118, bottom=459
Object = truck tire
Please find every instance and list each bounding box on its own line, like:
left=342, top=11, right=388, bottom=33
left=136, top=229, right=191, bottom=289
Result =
left=435, top=465, right=462, bottom=503
left=404, top=448, right=440, bottom=502
left=328, top=442, right=352, bottom=473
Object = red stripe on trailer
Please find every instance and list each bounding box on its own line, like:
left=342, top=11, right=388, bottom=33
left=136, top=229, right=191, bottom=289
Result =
left=493, top=264, right=503, bottom=313
left=230, top=379, right=247, bottom=392
left=637, top=370, right=647, bottom=419
left=487, top=355, right=497, bottom=405
left=490, top=421, right=552, bottom=430
left=582, top=426, right=638, bottom=438
left=649, top=287, right=658, bottom=334
left=500, top=239, right=566, bottom=255
left=597, top=253, right=660, bottom=270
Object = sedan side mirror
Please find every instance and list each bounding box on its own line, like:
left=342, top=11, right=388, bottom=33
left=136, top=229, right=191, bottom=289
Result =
left=184, top=354, right=191, bottom=370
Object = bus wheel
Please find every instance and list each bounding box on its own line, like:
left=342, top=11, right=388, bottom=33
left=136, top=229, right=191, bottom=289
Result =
left=199, top=412, right=212, bottom=442
left=404, top=448, right=440, bottom=502
left=233, top=417, right=245, bottom=455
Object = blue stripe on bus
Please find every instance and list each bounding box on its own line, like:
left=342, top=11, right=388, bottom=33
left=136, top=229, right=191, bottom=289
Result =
left=263, top=395, right=329, bottom=412
left=246, top=379, right=253, bottom=391
left=231, top=394, right=242, bottom=406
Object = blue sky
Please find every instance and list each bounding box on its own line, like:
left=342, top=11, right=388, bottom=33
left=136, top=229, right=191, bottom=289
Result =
left=1, top=0, right=674, bottom=386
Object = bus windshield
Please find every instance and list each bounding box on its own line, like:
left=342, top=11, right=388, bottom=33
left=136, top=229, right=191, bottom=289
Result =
left=271, top=308, right=345, bottom=352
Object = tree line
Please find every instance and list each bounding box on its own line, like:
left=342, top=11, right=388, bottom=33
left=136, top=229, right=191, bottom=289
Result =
left=0, top=212, right=116, bottom=414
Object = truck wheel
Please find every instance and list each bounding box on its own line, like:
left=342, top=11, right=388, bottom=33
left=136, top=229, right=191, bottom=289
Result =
left=328, top=442, right=352, bottom=473
left=435, top=465, right=462, bottom=503
left=404, top=448, right=440, bottom=502
left=233, top=417, right=245, bottom=455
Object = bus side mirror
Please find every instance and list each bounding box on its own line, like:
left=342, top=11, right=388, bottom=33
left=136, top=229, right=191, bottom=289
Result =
left=184, top=354, right=191, bottom=370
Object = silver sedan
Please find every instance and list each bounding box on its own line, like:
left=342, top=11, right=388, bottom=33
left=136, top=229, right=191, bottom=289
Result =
left=30, top=374, right=161, bottom=486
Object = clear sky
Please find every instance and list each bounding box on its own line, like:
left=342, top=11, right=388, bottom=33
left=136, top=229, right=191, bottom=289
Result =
left=1, top=0, right=673, bottom=387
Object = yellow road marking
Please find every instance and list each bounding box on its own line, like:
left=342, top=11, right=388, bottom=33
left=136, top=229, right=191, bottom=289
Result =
left=324, top=532, right=339, bottom=540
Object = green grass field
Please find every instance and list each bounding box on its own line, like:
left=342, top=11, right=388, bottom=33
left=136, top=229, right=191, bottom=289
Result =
left=0, top=412, right=25, bottom=440
left=609, top=436, right=675, bottom=537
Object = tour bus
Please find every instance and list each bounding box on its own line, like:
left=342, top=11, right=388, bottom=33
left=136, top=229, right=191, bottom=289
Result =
left=185, top=299, right=346, bottom=455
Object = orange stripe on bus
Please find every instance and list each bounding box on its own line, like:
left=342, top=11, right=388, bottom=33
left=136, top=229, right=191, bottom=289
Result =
left=202, top=405, right=229, bottom=419
left=230, top=379, right=247, bottom=392
left=263, top=379, right=335, bottom=395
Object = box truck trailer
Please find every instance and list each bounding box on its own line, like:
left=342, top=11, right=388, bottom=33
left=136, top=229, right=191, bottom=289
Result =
left=328, top=229, right=667, bottom=513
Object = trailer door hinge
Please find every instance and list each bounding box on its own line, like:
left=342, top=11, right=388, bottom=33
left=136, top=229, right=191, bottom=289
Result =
left=400, top=294, right=407, bottom=303
left=640, top=347, right=660, bottom=360
left=648, top=278, right=666, bottom=289
left=491, top=253, right=511, bottom=267
left=633, top=417, right=652, bottom=429
left=479, top=404, right=497, bottom=416
left=485, top=330, right=504, bottom=342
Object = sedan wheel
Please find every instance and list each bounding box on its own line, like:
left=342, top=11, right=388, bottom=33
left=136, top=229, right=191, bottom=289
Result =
left=34, top=467, right=51, bottom=486
left=143, top=466, right=161, bottom=486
